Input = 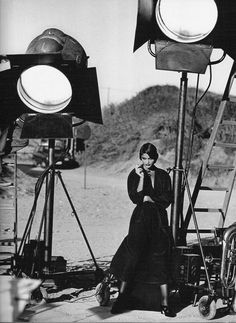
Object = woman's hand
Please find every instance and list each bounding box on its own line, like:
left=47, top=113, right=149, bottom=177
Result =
left=135, top=165, right=144, bottom=178
left=143, top=195, right=155, bottom=203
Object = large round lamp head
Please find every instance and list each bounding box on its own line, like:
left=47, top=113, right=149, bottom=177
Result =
left=17, top=65, right=72, bottom=113
left=155, top=0, right=218, bottom=43
left=0, top=27, right=102, bottom=127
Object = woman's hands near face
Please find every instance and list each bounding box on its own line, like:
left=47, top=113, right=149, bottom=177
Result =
left=135, top=165, right=144, bottom=177
left=143, top=195, right=155, bottom=203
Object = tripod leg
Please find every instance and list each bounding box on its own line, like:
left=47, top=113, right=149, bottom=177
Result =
left=16, top=168, right=46, bottom=257
left=56, top=171, right=100, bottom=270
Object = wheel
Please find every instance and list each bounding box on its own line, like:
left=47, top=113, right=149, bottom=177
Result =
left=231, top=290, right=236, bottom=313
left=29, top=286, right=48, bottom=307
left=232, top=302, right=236, bottom=313
left=95, top=281, right=110, bottom=306
left=198, top=295, right=216, bottom=320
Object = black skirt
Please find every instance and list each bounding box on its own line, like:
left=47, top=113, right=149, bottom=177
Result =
left=110, top=201, right=172, bottom=285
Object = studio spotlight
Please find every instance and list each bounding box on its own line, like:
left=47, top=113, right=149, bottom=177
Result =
left=3, top=29, right=104, bottom=282
left=0, top=28, right=102, bottom=127
left=133, top=0, right=236, bottom=242
left=134, top=0, right=236, bottom=73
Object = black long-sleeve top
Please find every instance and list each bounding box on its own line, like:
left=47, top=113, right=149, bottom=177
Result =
left=127, top=166, right=173, bottom=211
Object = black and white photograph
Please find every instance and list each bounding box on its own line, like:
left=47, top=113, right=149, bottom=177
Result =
left=0, top=0, right=236, bottom=322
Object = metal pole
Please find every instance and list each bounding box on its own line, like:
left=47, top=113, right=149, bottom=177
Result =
left=171, top=72, right=188, bottom=244
left=44, top=139, right=55, bottom=271
left=84, top=145, right=87, bottom=189
left=14, top=152, right=18, bottom=255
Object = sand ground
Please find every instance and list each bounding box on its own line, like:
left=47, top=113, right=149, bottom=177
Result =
left=0, top=163, right=236, bottom=322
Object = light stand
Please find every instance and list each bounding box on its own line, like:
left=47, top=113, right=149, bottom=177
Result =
left=133, top=0, right=223, bottom=245
left=170, top=72, right=188, bottom=243
left=44, top=138, right=55, bottom=272
left=148, top=39, right=212, bottom=245
left=1, top=29, right=104, bottom=301
left=13, top=136, right=103, bottom=283
left=45, top=139, right=102, bottom=274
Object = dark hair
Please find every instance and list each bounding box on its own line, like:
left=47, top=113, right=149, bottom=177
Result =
left=139, top=142, right=159, bottom=162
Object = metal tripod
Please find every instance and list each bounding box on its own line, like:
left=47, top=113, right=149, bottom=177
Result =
left=13, top=139, right=102, bottom=280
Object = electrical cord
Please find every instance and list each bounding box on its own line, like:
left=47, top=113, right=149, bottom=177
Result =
left=72, top=119, right=86, bottom=127
left=68, top=290, right=97, bottom=303
left=184, top=63, right=213, bottom=178
left=209, top=51, right=226, bottom=66
left=179, top=63, right=214, bottom=224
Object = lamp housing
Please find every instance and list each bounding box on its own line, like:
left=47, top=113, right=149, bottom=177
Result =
left=133, top=0, right=236, bottom=71
left=0, top=53, right=102, bottom=126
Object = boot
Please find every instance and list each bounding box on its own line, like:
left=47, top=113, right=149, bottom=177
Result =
left=110, top=293, right=128, bottom=314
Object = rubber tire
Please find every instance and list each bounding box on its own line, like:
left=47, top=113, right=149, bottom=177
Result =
left=95, top=282, right=110, bottom=306
left=198, top=295, right=216, bottom=320
left=30, top=286, right=48, bottom=307
left=232, top=292, right=236, bottom=313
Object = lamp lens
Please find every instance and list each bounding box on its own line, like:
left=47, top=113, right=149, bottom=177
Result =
left=17, top=65, right=72, bottom=113
left=156, top=0, right=218, bottom=43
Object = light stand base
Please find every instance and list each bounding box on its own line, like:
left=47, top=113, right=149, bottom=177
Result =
left=11, top=166, right=104, bottom=289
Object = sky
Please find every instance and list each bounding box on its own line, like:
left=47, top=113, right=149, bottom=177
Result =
left=0, top=0, right=234, bottom=108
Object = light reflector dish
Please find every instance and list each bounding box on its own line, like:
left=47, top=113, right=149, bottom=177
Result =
left=17, top=65, right=72, bottom=113
left=155, top=0, right=218, bottom=43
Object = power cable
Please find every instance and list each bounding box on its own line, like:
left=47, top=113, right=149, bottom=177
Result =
left=185, top=63, right=213, bottom=178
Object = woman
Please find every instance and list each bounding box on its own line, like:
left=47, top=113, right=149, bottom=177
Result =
left=110, top=142, right=175, bottom=317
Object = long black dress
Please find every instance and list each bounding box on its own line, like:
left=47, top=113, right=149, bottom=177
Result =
left=110, top=165, right=173, bottom=286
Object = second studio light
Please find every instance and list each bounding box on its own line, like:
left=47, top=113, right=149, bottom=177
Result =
left=133, top=0, right=236, bottom=73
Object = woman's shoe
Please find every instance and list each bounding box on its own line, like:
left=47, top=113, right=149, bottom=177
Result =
left=110, top=293, right=127, bottom=314
left=160, top=304, right=176, bottom=317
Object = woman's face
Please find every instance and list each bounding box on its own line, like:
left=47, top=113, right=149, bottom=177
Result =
left=141, top=153, right=155, bottom=171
